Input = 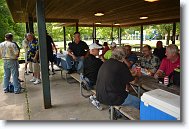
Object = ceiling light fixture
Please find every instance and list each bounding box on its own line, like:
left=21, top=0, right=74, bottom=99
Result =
left=139, top=16, right=148, bottom=20
left=94, top=13, right=104, bottom=16
left=95, top=22, right=102, bottom=25
left=144, top=0, right=159, bottom=2
left=114, top=23, right=120, bottom=25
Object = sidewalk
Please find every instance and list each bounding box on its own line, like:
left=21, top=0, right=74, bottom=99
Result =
left=0, top=64, right=109, bottom=120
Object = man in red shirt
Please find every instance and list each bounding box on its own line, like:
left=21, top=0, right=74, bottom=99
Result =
left=154, top=44, right=180, bottom=78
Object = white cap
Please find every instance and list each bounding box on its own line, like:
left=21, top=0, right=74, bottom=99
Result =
left=89, top=43, right=102, bottom=50
left=110, top=42, right=117, bottom=47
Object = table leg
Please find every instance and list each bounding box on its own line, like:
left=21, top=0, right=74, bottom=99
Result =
left=138, top=86, right=141, bottom=98
left=110, top=106, right=114, bottom=120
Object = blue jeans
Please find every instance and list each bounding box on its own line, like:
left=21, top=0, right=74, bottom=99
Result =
left=65, top=54, right=84, bottom=73
left=3, top=60, right=21, bottom=93
left=121, top=94, right=140, bottom=109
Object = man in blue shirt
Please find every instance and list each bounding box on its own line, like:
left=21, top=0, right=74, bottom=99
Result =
left=124, top=45, right=138, bottom=68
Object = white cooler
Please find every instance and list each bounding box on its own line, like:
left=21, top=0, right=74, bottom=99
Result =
left=140, top=89, right=180, bottom=120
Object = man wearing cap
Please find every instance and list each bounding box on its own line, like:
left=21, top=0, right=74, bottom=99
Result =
left=0, top=33, right=21, bottom=93
left=103, top=42, right=116, bottom=60
left=83, top=43, right=103, bottom=89
left=66, top=32, right=89, bottom=74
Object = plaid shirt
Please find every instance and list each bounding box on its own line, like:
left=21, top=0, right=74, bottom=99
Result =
left=139, top=54, right=160, bottom=73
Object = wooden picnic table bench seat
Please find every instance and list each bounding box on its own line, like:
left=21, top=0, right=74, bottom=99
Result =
left=113, top=106, right=140, bottom=120
left=68, top=73, right=140, bottom=120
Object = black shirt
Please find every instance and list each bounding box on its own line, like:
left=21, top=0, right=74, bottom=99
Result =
left=153, top=47, right=166, bottom=61
left=96, top=58, right=134, bottom=106
left=46, top=34, right=53, bottom=54
left=68, top=41, right=89, bottom=57
left=83, top=54, right=103, bottom=84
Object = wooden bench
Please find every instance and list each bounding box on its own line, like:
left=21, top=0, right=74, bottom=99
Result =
left=113, top=106, right=140, bottom=120
left=68, top=73, right=140, bottom=120
left=85, top=88, right=139, bottom=120
left=67, top=73, right=94, bottom=98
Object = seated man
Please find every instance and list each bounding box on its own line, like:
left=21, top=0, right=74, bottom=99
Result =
left=103, top=42, right=116, bottom=60
left=96, top=47, right=140, bottom=109
left=139, top=45, right=160, bottom=75
left=124, top=45, right=138, bottom=68
left=153, top=41, right=166, bottom=61
left=83, top=43, right=103, bottom=89
left=55, top=49, right=64, bottom=66
left=100, top=42, right=110, bottom=57
left=154, top=44, right=180, bottom=78
left=66, top=32, right=89, bottom=74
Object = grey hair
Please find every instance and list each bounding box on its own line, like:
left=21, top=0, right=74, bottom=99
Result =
left=166, top=44, right=179, bottom=54
left=111, top=47, right=127, bottom=61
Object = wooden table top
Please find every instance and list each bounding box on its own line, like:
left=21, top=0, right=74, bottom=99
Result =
left=130, top=75, right=180, bottom=95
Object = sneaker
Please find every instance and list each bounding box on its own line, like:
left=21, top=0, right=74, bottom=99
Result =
left=89, top=95, right=96, bottom=102
left=91, top=100, right=103, bottom=110
left=52, top=71, right=56, bottom=75
left=18, top=78, right=24, bottom=82
left=30, top=78, right=36, bottom=82
left=25, top=71, right=29, bottom=75
left=33, top=79, right=41, bottom=85
left=14, top=92, right=20, bottom=94
left=4, top=90, right=8, bottom=93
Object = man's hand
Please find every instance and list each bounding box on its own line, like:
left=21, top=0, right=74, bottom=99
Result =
left=154, top=70, right=163, bottom=79
left=33, top=57, right=37, bottom=63
left=72, top=55, right=77, bottom=61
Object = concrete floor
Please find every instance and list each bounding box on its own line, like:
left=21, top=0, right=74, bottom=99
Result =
left=0, top=64, right=109, bottom=120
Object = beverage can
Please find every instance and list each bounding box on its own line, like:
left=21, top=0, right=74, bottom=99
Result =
left=164, top=76, right=169, bottom=85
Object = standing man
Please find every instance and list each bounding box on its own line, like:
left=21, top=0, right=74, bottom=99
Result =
left=0, top=33, right=21, bottom=93
left=153, top=41, right=166, bottom=61
left=66, top=32, right=89, bottom=74
left=46, top=31, right=57, bottom=74
left=27, top=33, right=41, bottom=85
left=22, top=34, right=32, bottom=74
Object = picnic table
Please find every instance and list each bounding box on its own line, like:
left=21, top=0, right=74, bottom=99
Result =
left=130, top=75, right=180, bottom=97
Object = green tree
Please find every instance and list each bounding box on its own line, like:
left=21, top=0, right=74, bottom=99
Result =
left=0, top=0, right=25, bottom=45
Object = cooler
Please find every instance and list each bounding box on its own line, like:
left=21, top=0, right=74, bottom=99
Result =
left=140, top=89, right=180, bottom=120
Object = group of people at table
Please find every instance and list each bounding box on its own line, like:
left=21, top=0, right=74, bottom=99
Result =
left=62, top=32, right=180, bottom=110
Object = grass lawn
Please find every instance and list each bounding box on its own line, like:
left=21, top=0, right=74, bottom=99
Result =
left=0, top=59, right=3, bottom=83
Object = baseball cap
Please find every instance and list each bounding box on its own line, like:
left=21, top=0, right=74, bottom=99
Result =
left=110, top=42, right=117, bottom=47
left=89, top=43, right=102, bottom=50
left=5, top=33, right=13, bottom=39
